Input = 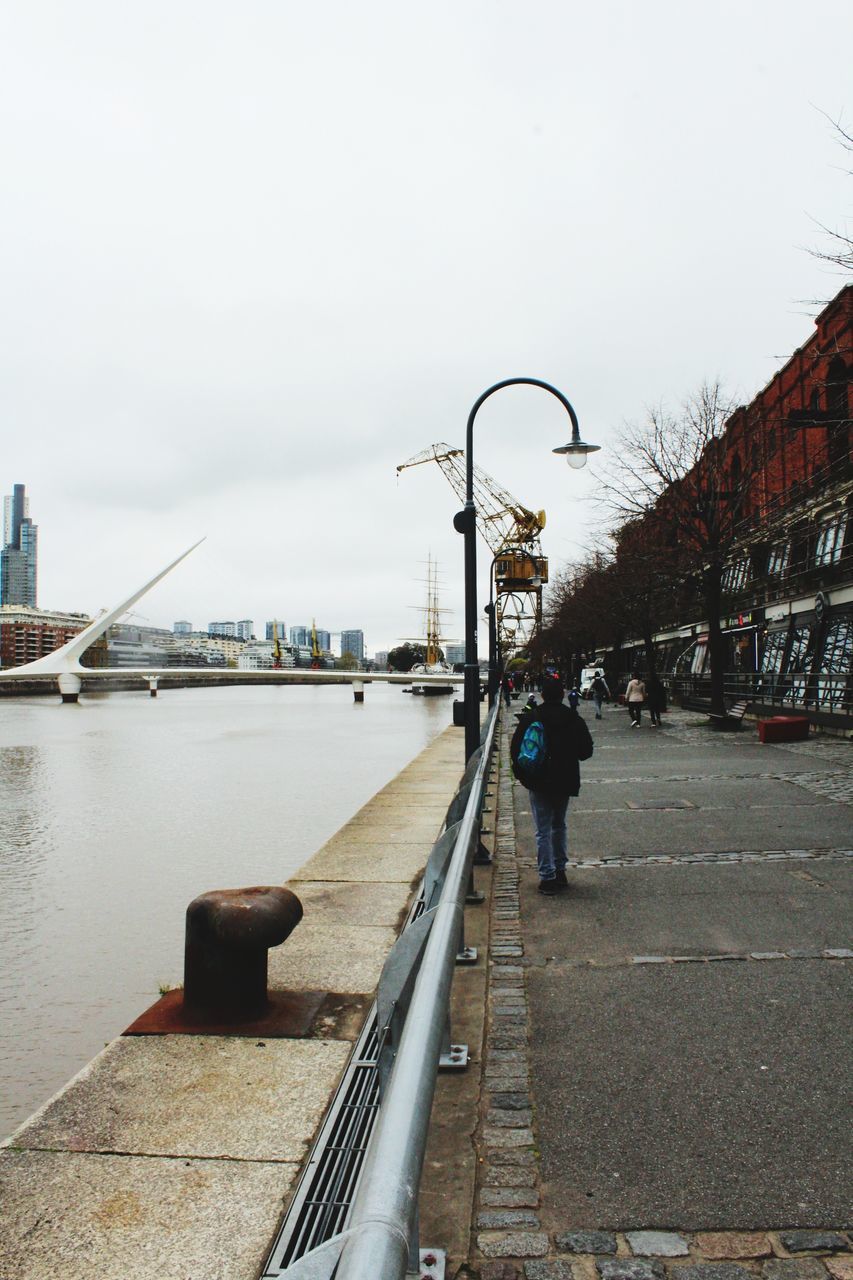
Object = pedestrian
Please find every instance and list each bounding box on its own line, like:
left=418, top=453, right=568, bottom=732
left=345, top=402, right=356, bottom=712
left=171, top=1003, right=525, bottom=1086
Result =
left=501, top=675, right=512, bottom=707
left=510, top=676, right=594, bottom=895
left=646, top=672, right=666, bottom=727
left=591, top=670, right=610, bottom=719
left=625, top=670, right=646, bottom=726
left=568, top=685, right=580, bottom=710
left=520, top=692, right=538, bottom=719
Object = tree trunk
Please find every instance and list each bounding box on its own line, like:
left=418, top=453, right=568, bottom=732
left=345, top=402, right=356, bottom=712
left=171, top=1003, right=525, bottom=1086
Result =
left=643, top=624, right=656, bottom=676
left=703, top=563, right=726, bottom=717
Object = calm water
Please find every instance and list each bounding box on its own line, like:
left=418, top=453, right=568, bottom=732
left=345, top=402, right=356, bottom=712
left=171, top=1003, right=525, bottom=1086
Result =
left=0, top=684, right=453, bottom=1138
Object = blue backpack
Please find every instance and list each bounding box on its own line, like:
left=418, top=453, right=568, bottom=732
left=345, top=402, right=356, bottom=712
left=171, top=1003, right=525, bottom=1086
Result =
left=512, top=719, right=549, bottom=788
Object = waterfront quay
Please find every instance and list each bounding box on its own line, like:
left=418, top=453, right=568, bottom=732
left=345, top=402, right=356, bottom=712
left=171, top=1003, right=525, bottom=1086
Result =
left=459, top=704, right=851, bottom=1279
left=1, top=701, right=850, bottom=1278
left=0, top=721, right=465, bottom=1279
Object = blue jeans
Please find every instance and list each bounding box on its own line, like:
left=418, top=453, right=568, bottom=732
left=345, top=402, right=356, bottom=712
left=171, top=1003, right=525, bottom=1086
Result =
left=529, top=791, right=570, bottom=882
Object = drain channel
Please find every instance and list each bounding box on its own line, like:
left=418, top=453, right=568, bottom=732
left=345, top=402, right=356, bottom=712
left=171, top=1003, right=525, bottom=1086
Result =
left=262, top=1011, right=382, bottom=1273
left=262, top=895, right=426, bottom=1273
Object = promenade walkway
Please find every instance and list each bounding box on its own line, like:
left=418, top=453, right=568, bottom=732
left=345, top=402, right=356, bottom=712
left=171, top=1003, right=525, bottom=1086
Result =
left=469, top=704, right=851, bottom=1279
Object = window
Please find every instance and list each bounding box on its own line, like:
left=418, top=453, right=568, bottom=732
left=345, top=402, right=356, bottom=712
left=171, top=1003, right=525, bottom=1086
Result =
left=783, top=626, right=812, bottom=704
left=767, top=543, right=790, bottom=577
left=757, top=630, right=787, bottom=700
left=722, top=559, right=750, bottom=592
left=816, top=620, right=853, bottom=709
left=761, top=632, right=787, bottom=673
left=690, top=640, right=708, bottom=675
left=814, top=513, right=848, bottom=567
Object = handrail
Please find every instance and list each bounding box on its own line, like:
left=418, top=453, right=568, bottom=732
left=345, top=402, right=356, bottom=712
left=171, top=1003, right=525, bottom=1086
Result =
left=334, top=700, right=501, bottom=1278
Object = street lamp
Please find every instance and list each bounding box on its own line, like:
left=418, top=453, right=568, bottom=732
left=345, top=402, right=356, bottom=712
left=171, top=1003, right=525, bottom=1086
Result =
left=454, top=377, right=599, bottom=760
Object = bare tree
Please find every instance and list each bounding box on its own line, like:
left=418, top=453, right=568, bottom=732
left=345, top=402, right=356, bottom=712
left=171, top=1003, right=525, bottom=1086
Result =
left=598, top=380, right=759, bottom=716
left=809, top=112, right=853, bottom=275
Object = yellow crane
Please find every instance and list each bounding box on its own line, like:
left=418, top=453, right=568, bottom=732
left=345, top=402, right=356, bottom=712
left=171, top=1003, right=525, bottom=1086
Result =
left=397, top=443, right=546, bottom=555
left=397, top=444, right=548, bottom=661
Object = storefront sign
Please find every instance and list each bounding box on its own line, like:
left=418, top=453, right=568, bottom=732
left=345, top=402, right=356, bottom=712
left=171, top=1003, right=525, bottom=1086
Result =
left=725, top=611, right=754, bottom=630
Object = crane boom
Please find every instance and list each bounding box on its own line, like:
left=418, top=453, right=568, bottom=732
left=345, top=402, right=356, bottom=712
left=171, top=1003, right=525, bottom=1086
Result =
left=397, top=443, right=549, bottom=664
left=397, top=443, right=545, bottom=556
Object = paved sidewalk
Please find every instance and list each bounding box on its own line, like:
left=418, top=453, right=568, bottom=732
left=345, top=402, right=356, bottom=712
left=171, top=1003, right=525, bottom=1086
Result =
left=471, top=705, right=852, bottom=1280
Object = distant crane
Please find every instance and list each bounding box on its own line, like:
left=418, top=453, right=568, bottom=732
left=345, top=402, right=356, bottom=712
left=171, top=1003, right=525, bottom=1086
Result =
left=397, top=444, right=548, bottom=662
left=271, top=619, right=283, bottom=669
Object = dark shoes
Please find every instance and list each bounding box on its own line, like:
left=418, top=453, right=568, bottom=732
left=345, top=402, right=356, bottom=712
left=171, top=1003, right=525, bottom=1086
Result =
left=554, top=869, right=569, bottom=888
left=538, top=878, right=559, bottom=895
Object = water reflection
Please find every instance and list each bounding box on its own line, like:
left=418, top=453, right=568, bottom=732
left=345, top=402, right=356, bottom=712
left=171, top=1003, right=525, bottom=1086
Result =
left=0, top=684, right=452, bottom=1137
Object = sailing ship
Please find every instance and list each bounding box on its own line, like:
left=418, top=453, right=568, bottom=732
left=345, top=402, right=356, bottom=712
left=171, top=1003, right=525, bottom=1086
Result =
left=403, top=555, right=456, bottom=696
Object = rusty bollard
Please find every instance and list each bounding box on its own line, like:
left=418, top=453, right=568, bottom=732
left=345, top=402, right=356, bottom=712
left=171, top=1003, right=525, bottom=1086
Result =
left=183, top=886, right=303, bottom=1023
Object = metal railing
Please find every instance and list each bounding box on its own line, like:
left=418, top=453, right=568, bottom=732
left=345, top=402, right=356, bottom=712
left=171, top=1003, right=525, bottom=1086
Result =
left=267, top=699, right=500, bottom=1278
left=670, top=672, right=852, bottom=719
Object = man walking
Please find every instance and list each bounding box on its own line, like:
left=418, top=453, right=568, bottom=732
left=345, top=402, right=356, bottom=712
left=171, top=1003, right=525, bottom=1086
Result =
left=591, top=670, right=610, bottom=719
left=510, top=677, right=594, bottom=895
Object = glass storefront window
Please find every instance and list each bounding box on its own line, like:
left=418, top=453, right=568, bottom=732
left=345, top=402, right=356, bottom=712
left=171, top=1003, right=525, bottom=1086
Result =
left=691, top=641, right=708, bottom=675
left=816, top=620, right=853, bottom=709
left=722, top=559, right=750, bottom=591
left=783, top=626, right=812, bottom=704
left=767, top=543, right=790, bottom=576
left=814, top=514, right=847, bottom=567
left=758, top=631, right=787, bottom=699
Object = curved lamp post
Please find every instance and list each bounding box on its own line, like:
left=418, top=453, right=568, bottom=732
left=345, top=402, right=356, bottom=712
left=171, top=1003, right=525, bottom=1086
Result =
left=454, top=377, right=599, bottom=760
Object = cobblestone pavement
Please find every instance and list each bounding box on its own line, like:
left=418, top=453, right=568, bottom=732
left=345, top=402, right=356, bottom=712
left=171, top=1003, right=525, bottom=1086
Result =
left=464, top=713, right=852, bottom=1280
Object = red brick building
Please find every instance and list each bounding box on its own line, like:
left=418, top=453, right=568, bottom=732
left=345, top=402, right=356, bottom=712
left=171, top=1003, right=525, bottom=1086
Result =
left=0, top=606, right=91, bottom=668
left=614, top=285, right=852, bottom=729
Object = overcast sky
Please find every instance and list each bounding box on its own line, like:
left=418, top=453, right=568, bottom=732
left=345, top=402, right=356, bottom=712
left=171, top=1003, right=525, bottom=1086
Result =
left=2, top=1, right=851, bottom=655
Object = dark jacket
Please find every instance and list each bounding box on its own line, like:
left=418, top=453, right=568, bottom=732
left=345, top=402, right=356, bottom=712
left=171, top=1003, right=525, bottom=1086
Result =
left=510, top=702, right=593, bottom=797
left=646, top=675, right=666, bottom=711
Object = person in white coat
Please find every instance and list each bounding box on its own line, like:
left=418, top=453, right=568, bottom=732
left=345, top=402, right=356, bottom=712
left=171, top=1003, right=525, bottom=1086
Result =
left=625, top=671, right=646, bottom=726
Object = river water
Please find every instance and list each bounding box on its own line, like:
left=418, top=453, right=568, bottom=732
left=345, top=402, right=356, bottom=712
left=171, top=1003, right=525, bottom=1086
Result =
left=0, top=684, right=454, bottom=1139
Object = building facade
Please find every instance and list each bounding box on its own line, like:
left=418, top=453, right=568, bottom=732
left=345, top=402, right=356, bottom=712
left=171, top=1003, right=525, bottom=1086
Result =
left=0, top=606, right=90, bottom=668
left=340, top=630, right=365, bottom=662
left=601, top=285, right=852, bottom=730
left=1, top=484, right=38, bottom=608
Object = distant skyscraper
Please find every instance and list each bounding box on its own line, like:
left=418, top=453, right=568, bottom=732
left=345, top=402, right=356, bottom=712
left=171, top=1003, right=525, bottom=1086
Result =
left=1, top=484, right=38, bottom=608
left=289, top=625, right=310, bottom=648
left=174, top=620, right=193, bottom=635
left=341, top=630, right=365, bottom=662
left=316, top=629, right=331, bottom=652
left=266, top=619, right=287, bottom=641
left=236, top=619, right=253, bottom=641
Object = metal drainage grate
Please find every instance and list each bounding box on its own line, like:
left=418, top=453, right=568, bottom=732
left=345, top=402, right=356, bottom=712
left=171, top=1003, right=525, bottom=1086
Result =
left=263, top=887, right=429, bottom=1274
left=263, top=1012, right=382, bottom=1273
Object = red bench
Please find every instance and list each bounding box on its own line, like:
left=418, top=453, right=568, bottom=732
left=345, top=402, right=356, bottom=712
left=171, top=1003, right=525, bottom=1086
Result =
left=758, top=716, right=810, bottom=743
